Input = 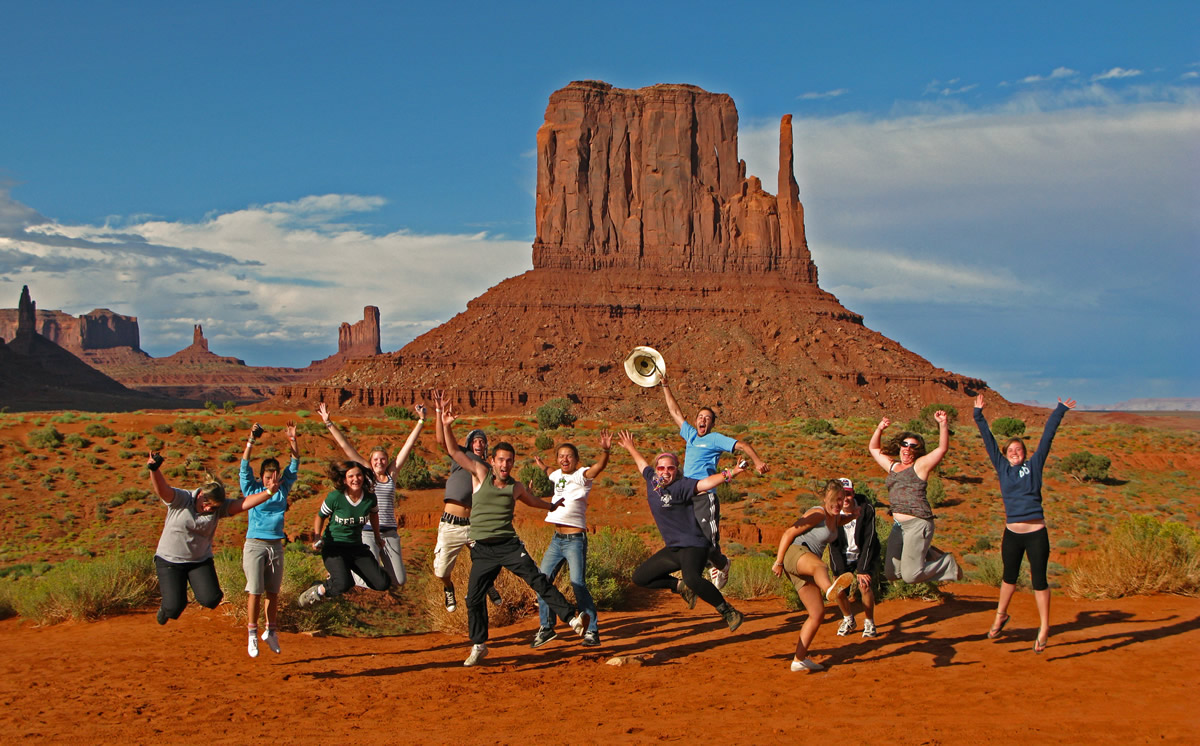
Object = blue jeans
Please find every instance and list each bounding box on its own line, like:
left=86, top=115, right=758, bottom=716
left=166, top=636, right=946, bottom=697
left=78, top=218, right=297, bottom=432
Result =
left=538, top=532, right=598, bottom=633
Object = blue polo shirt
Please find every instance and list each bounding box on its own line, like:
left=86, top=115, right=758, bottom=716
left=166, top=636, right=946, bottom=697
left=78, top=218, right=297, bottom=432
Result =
left=679, top=421, right=738, bottom=480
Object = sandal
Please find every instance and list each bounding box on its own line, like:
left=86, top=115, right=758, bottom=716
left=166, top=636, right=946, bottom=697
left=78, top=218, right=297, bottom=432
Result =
left=1034, top=635, right=1048, bottom=654
left=987, top=612, right=1010, bottom=639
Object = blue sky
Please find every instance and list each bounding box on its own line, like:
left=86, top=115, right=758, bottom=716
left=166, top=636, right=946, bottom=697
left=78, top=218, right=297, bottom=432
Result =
left=1, top=1, right=1197, bottom=407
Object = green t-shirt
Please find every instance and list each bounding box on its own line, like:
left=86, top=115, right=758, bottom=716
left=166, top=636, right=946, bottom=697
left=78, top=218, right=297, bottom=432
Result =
left=468, top=472, right=517, bottom=542
left=320, top=490, right=377, bottom=545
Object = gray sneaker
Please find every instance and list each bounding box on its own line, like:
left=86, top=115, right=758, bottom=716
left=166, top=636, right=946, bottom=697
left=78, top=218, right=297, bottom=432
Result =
left=582, top=631, right=600, bottom=647
left=718, top=602, right=744, bottom=632
left=262, top=628, right=281, bottom=654
left=837, top=616, right=857, bottom=636
left=531, top=627, right=558, bottom=648
left=298, top=582, right=324, bottom=608
left=463, top=643, right=488, bottom=667
left=677, top=580, right=697, bottom=609
left=862, top=619, right=878, bottom=638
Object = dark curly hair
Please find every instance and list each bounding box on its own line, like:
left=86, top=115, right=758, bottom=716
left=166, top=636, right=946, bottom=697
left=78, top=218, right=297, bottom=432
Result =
left=883, top=431, right=927, bottom=459
left=327, top=460, right=376, bottom=494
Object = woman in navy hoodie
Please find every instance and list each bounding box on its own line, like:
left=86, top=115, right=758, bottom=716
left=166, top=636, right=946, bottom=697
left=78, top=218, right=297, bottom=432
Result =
left=973, top=393, right=1075, bottom=653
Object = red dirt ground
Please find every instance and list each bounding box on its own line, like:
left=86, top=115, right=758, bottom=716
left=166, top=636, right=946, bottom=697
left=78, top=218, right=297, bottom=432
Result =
left=1, top=585, right=1197, bottom=743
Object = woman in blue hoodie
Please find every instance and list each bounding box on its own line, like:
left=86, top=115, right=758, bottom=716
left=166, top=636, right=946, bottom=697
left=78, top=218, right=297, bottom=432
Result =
left=973, top=393, right=1075, bottom=653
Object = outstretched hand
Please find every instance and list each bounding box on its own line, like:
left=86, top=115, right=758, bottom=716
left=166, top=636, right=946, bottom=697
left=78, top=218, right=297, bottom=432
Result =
left=974, top=393, right=985, bottom=409
left=1059, top=397, right=1077, bottom=409
left=933, top=410, right=948, bottom=425
left=414, top=403, right=428, bottom=420
left=316, top=402, right=331, bottom=424
left=616, top=430, right=636, bottom=451
left=286, top=420, right=297, bottom=440
left=440, top=406, right=456, bottom=427
left=598, top=430, right=613, bottom=451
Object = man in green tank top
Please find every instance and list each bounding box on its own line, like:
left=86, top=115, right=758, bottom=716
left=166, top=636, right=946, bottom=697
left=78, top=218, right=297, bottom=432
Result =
left=440, top=406, right=590, bottom=667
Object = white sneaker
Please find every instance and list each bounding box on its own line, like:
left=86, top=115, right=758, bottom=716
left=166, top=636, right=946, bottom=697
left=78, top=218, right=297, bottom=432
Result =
left=836, top=615, right=857, bottom=636
left=825, top=572, right=854, bottom=602
left=862, top=619, right=878, bottom=638
left=568, top=612, right=591, bottom=637
left=298, top=582, right=324, bottom=608
left=463, top=643, right=488, bottom=667
left=247, top=632, right=259, bottom=658
left=790, top=657, right=824, bottom=672
left=709, top=557, right=732, bottom=590
left=262, top=628, right=281, bottom=654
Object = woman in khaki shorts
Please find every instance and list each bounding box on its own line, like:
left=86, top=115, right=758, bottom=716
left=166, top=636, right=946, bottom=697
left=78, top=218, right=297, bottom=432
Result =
left=772, top=479, right=855, bottom=673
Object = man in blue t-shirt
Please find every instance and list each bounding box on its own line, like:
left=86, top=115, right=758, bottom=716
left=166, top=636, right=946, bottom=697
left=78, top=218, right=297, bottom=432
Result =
left=661, top=374, right=768, bottom=589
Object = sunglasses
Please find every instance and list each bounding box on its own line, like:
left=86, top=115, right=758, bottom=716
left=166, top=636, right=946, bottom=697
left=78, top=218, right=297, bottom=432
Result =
left=900, top=441, right=920, bottom=449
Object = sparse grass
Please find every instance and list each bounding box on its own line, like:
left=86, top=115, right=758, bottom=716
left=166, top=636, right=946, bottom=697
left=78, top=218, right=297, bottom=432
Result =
left=1067, top=516, right=1200, bottom=598
left=0, top=551, right=157, bottom=624
left=212, top=545, right=358, bottom=634
left=722, top=554, right=781, bottom=601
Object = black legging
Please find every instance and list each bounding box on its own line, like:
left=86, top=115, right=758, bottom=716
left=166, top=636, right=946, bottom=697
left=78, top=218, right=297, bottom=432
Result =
left=155, top=555, right=223, bottom=620
left=632, top=545, right=725, bottom=609
left=1001, top=527, right=1050, bottom=591
left=322, top=541, right=390, bottom=597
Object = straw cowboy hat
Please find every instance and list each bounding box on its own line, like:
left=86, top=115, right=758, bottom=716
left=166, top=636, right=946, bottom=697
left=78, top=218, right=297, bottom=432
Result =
left=623, top=346, right=667, bottom=387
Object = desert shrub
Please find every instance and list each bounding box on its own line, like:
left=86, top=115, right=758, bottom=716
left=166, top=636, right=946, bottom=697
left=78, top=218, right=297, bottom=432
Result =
left=586, top=526, right=653, bottom=609
left=145, top=435, right=164, bottom=451
left=1067, top=516, right=1199, bottom=598
left=152, top=423, right=173, bottom=434
left=972, top=535, right=994, bottom=551
left=223, top=401, right=237, bottom=413
left=721, top=555, right=781, bottom=601
left=990, top=417, right=1026, bottom=438
left=64, top=433, right=91, bottom=449
left=383, top=406, right=416, bottom=420
left=613, top=483, right=636, bottom=497
left=393, top=453, right=434, bottom=490
left=880, top=579, right=942, bottom=601
left=28, top=426, right=64, bottom=449
left=800, top=418, right=836, bottom=437
left=535, top=397, right=577, bottom=430
left=1061, top=451, right=1111, bottom=482
left=918, top=403, right=959, bottom=430
left=213, top=546, right=355, bottom=633
left=84, top=423, right=117, bottom=438
left=519, top=463, right=553, bottom=498
left=716, top=481, right=743, bottom=505
left=534, top=432, right=555, bottom=451
left=0, top=551, right=157, bottom=624
left=926, top=475, right=946, bottom=507
left=204, top=400, right=218, bottom=412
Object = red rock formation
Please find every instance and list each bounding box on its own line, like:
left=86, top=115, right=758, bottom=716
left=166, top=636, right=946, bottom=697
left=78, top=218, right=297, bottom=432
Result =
left=338, top=307, right=381, bottom=357
left=0, top=304, right=141, bottom=356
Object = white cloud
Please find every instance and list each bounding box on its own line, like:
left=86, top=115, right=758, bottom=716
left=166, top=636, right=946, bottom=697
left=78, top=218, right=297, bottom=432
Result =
left=1018, top=66, right=1079, bottom=84
left=1092, top=67, right=1143, bottom=81
left=0, top=192, right=531, bottom=364
left=799, top=88, right=849, bottom=100
left=1182, top=71, right=1199, bottom=80
left=924, top=79, right=978, bottom=97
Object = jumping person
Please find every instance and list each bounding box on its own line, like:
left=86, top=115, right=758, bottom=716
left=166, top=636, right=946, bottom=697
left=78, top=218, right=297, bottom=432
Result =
left=240, top=421, right=300, bottom=657
left=661, top=374, right=768, bottom=589
left=868, top=411, right=962, bottom=586
left=430, top=390, right=502, bottom=612
left=772, top=479, right=857, bottom=672
left=318, top=401, right=426, bottom=591
left=149, top=452, right=275, bottom=626
left=439, top=406, right=590, bottom=667
left=529, top=431, right=612, bottom=648
left=298, top=461, right=391, bottom=606
left=828, top=478, right=881, bottom=640
left=974, top=393, right=1075, bottom=653
left=615, top=430, right=748, bottom=632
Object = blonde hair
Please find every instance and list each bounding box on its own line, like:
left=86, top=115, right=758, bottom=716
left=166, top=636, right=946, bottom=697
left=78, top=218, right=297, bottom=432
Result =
left=197, top=471, right=227, bottom=505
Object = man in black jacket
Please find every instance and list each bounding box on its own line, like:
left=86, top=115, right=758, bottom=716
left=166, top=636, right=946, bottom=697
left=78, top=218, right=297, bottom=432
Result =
left=829, top=478, right=881, bottom=638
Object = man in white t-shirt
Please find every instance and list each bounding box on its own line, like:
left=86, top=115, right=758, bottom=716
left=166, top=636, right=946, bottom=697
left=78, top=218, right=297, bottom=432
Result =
left=529, top=431, right=612, bottom=648
left=830, top=478, right=881, bottom=639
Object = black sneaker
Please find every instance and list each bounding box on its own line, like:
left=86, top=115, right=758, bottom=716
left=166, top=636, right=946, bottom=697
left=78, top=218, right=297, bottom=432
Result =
left=443, top=587, right=457, bottom=612
left=156, top=606, right=168, bottom=625
left=677, top=579, right=697, bottom=609
left=487, top=586, right=502, bottom=606
left=717, top=602, right=744, bottom=632
left=581, top=631, right=600, bottom=647
left=531, top=627, right=558, bottom=648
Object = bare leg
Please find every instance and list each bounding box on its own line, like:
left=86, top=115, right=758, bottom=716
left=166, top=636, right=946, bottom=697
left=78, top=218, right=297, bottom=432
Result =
left=835, top=590, right=852, bottom=617
left=246, top=593, right=261, bottom=628
left=1034, top=588, right=1051, bottom=646
left=794, top=553, right=834, bottom=593
left=264, top=592, right=278, bottom=627
left=792, top=584, right=825, bottom=661
left=991, top=581, right=1018, bottom=636
left=861, top=584, right=876, bottom=623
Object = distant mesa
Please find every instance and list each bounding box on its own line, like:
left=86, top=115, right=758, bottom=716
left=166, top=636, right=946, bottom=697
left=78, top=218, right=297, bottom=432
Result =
left=0, top=289, right=384, bottom=407
left=271, top=80, right=991, bottom=419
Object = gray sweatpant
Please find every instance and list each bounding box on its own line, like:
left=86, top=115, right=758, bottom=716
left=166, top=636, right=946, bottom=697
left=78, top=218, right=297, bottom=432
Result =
left=884, top=517, right=960, bottom=584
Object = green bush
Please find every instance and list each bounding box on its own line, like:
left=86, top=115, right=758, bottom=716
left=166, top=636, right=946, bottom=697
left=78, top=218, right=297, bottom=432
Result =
left=534, top=432, right=555, bottom=451
left=518, top=463, right=553, bottom=498
left=1061, top=451, right=1111, bottom=482
left=0, top=551, right=157, bottom=624
left=926, top=475, right=946, bottom=507
left=918, top=403, right=958, bottom=431
left=990, top=417, right=1026, bottom=438
left=394, top=453, right=434, bottom=490
left=383, top=406, right=416, bottom=420
left=28, top=426, right=64, bottom=449
left=965, top=552, right=1029, bottom=588
left=722, top=555, right=781, bottom=601
left=715, top=481, right=743, bottom=504
left=535, top=397, right=577, bottom=430
left=213, top=546, right=355, bottom=633
left=84, top=423, right=117, bottom=438
left=223, top=401, right=237, bottom=413
left=800, top=418, right=835, bottom=436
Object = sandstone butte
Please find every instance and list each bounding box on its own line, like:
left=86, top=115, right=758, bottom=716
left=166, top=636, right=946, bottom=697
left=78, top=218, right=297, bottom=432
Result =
left=0, top=290, right=382, bottom=407
left=271, top=80, right=993, bottom=421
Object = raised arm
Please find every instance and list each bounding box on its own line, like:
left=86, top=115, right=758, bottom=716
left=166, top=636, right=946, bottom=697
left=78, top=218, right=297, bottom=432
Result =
left=147, top=452, right=173, bottom=503
left=430, top=390, right=452, bottom=450
left=868, top=417, right=894, bottom=471
left=1031, top=397, right=1075, bottom=464
left=914, top=411, right=950, bottom=479
left=660, top=375, right=687, bottom=428
left=241, top=422, right=264, bottom=463
left=733, top=438, right=769, bottom=475
left=696, top=461, right=747, bottom=493
left=616, top=430, right=649, bottom=474
left=440, top=406, right=488, bottom=484
left=317, top=402, right=369, bottom=468
left=532, top=454, right=554, bottom=476
left=583, top=431, right=613, bottom=479
left=973, top=394, right=1004, bottom=468
left=286, top=420, right=299, bottom=461
left=388, top=403, right=428, bottom=476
